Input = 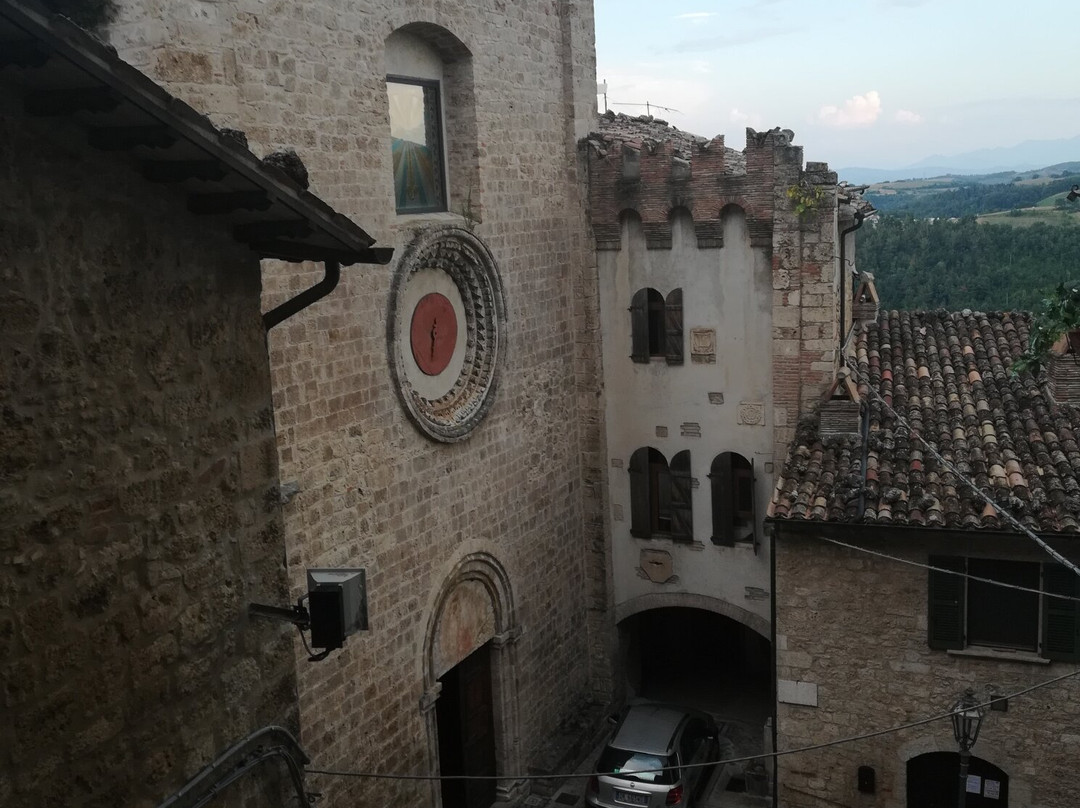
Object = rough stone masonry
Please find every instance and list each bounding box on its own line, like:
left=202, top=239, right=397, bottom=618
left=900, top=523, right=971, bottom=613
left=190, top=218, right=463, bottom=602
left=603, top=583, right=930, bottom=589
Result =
left=104, top=1, right=609, bottom=805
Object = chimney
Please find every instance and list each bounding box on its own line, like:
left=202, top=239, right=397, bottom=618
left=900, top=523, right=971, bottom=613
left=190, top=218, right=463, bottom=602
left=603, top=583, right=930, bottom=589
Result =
left=819, top=367, right=862, bottom=436
left=1048, top=329, right=1080, bottom=404
left=852, top=272, right=880, bottom=324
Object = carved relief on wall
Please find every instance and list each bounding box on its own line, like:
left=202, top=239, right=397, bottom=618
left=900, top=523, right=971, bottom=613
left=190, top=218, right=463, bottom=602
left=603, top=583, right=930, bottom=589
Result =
left=387, top=226, right=506, bottom=442
left=690, top=327, right=716, bottom=364
left=637, top=549, right=677, bottom=584
left=738, top=401, right=765, bottom=426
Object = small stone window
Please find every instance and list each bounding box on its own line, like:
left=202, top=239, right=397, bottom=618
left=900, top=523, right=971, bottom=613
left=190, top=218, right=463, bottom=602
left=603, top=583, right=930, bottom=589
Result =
left=628, top=448, right=692, bottom=541
left=387, top=77, right=446, bottom=213
left=630, top=287, right=683, bottom=364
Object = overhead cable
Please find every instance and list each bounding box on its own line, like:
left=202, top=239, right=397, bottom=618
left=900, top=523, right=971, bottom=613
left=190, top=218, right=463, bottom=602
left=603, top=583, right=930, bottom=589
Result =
left=303, top=667, right=1080, bottom=783
left=816, top=535, right=1080, bottom=603
left=852, top=366, right=1080, bottom=578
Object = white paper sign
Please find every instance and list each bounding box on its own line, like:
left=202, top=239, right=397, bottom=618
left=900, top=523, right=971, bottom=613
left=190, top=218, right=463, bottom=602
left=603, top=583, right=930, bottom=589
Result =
left=966, top=775, right=982, bottom=794
left=984, top=779, right=1001, bottom=799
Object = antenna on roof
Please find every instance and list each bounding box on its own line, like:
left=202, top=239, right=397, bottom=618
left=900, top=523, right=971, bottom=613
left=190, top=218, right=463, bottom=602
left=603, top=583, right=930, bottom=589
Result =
left=609, top=101, right=682, bottom=116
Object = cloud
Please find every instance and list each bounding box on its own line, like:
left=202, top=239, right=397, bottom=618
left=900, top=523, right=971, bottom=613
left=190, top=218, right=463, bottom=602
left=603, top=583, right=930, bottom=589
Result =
left=730, top=107, right=764, bottom=128
left=817, top=91, right=882, bottom=128
left=894, top=109, right=923, bottom=124
left=670, top=24, right=797, bottom=53
left=675, top=11, right=718, bottom=19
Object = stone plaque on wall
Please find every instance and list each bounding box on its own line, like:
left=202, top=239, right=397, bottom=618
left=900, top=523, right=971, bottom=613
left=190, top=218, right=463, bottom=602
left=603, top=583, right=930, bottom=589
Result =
left=690, top=328, right=716, bottom=364
left=738, top=401, right=765, bottom=426
left=637, top=549, right=676, bottom=584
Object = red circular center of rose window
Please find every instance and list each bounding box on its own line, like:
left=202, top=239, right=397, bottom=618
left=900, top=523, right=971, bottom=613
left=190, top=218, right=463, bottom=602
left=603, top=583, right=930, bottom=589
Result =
left=410, top=293, right=458, bottom=376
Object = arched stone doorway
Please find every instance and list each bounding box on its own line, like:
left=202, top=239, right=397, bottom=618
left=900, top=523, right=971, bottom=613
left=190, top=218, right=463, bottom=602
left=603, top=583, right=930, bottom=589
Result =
left=421, top=552, right=522, bottom=808
left=907, top=752, right=1008, bottom=807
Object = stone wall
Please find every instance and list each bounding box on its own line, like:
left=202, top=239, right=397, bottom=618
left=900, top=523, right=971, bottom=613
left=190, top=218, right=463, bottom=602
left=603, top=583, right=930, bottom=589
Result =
left=106, top=1, right=607, bottom=804
left=775, top=534, right=1080, bottom=808
left=0, top=96, right=296, bottom=806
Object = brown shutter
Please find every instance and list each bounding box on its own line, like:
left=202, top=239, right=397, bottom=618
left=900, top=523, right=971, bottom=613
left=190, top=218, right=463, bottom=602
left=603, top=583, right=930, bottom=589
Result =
left=750, top=457, right=759, bottom=554
left=928, top=556, right=965, bottom=650
left=1043, top=563, right=1080, bottom=661
left=709, top=452, right=735, bottom=546
left=665, top=288, right=683, bottom=365
left=630, top=289, right=649, bottom=363
left=670, top=450, right=693, bottom=542
left=628, top=448, right=651, bottom=537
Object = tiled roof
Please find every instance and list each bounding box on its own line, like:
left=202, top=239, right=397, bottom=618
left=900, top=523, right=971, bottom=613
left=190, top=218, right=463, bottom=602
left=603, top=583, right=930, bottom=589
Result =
left=769, top=309, right=1080, bottom=534
left=0, top=0, right=392, bottom=267
left=589, top=110, right=747, bottom=174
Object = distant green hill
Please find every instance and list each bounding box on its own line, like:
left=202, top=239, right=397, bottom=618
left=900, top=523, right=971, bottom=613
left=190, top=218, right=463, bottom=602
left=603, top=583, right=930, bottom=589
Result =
left=856, top=215, right=1080, bottom=311
left=865, top=173, right=1080, bottom=219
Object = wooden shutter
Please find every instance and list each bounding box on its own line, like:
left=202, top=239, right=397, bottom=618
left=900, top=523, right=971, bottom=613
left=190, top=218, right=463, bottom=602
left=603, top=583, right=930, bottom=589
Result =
left=665, top=288, right=683, bottom=365
left=1043, top=563, right=1080, bottom=661
left=749, top=458, right=759, bottom=554
left=630, top=289, right=649, bottom=363
left=927, top=556, right=965, bottom=650
left=628, top=448, right=651, bottom=538
left=710, top=453, right=734, bottom=546
left=670, top=450, right=693, bottom=542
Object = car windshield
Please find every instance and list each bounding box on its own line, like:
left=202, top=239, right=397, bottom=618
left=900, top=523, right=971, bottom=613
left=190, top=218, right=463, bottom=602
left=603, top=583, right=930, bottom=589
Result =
left=597, top=747, right=676, bottom=785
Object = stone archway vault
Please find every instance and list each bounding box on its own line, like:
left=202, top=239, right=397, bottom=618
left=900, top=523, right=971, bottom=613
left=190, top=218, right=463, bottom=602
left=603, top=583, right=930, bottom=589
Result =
left=615, top=591, right=770, bottom=640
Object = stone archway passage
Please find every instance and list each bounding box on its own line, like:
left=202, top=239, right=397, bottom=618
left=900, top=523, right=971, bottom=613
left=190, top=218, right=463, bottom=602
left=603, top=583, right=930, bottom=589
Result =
left=907, top=752, right=1008, bottom=807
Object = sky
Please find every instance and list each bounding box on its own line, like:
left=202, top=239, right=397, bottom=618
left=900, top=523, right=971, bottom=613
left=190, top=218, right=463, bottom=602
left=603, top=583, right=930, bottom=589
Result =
left=594, top=0, right=1080, bottom=169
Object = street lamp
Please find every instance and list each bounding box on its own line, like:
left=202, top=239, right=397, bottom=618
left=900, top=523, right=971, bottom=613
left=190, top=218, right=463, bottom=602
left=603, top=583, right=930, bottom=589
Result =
left=950, top=688, right=986, bottom=808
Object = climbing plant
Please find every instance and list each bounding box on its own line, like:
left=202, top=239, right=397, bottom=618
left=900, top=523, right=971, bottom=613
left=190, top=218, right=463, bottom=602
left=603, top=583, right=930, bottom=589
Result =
left=787, top=182, right=826, bottom=220
left=1012, top=282, right=1080, bottom=376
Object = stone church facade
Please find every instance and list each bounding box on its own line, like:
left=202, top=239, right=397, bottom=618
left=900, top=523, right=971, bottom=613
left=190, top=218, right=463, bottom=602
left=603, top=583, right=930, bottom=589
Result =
left=105, top=1, right=609, bottom=806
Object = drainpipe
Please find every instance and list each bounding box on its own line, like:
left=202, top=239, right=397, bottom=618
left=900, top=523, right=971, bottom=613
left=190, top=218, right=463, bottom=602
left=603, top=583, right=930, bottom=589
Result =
left=263, top=260, right=340, bottom=331
left=769, top=520, right=779, bottom=808
left=837, top=209, right=867, bottom=367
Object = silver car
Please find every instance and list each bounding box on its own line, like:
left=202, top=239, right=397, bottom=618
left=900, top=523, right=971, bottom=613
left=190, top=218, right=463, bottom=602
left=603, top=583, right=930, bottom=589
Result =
left=586, top=703, right=720, bottom=808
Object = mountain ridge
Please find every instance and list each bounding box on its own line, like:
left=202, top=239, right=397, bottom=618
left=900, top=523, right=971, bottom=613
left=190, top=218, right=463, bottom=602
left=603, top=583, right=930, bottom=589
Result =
left=839, top=135, right=1080, bottom=184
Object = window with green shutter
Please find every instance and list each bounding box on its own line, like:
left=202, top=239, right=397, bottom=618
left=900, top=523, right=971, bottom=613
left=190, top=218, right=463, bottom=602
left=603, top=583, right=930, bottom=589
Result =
left=927, top=556, right=1080, bottom=660
left=927, top=556, right=965, bottom=651
left=1043, top=563, right=1080, bottom=661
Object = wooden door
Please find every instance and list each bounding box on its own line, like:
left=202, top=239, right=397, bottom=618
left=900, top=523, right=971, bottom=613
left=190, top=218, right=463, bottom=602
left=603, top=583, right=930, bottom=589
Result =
left=438, top=644, right=497, bottom=808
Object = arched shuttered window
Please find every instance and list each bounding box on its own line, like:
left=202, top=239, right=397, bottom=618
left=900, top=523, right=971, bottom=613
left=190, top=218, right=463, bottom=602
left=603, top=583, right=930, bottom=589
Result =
left=628, top=448, right=692, bottom=542
left=629, top=288, right=683, bottom=364
left=709, top=452, right=755, bottom=546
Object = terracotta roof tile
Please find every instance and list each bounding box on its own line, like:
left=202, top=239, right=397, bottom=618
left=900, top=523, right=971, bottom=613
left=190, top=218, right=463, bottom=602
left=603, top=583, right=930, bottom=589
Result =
left=771, top=309, right=1080, bottom=533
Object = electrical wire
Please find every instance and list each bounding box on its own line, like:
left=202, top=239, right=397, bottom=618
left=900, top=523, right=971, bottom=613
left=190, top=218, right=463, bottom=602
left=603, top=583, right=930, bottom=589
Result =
left=853, top=367, right=1080, bottom=579
left=815, top=535, right=1080, bottom=603
left=296, top=624, right=330, bottom=663
left=303, top=667, right=1080, bottom=783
